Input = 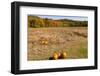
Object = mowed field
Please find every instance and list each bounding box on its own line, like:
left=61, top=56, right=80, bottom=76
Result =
left=28, top=27, right=88, bottom=61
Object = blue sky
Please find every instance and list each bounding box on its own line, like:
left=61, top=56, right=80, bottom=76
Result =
left=36, top=15, right=88, bottom=21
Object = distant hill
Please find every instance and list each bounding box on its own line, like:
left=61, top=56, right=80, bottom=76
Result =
left=28, top=15, right=88, bottom=28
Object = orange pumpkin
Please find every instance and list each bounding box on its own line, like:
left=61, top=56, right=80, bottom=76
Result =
left=62, top=51, right=67, bottom=59
left=53, top=52, right=59, bottom=60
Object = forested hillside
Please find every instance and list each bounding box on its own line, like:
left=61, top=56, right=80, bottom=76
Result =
left=28, top=15, right=88, bottom=28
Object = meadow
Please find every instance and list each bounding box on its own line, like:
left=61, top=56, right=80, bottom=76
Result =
left=28, top=27, right=88, bottom=61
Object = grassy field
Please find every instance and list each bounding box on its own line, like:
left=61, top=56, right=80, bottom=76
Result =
left=28, top=27, right=88, bottom=61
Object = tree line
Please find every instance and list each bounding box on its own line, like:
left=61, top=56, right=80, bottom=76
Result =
left=28, top=15, right=88, bottom=28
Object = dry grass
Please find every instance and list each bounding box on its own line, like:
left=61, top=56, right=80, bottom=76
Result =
left=28, top=27, right=88, bottom=61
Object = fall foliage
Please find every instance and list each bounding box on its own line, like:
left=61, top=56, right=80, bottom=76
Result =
left=28, top=15, right=88, bottom=28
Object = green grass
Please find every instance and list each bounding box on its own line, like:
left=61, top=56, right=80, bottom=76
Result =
left=77, top=47, right=88, bottom=58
